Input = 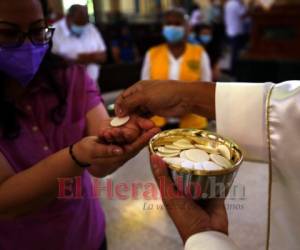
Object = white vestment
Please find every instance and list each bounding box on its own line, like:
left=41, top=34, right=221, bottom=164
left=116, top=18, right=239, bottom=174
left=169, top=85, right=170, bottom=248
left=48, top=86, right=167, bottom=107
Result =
left=185, top=81, right=300, bottom=250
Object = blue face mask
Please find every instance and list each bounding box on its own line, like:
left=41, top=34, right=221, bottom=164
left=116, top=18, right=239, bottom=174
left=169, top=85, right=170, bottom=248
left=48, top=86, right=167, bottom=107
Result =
left=163, top=26, right=185, bottom=43
left=199, top=34, right=212, bottom=44
left=70, top=24, right=86, bottom=37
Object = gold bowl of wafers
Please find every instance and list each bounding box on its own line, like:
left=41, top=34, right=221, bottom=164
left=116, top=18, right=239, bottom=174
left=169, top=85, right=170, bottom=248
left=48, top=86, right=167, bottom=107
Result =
left=149, top=129, right=243, bottom=199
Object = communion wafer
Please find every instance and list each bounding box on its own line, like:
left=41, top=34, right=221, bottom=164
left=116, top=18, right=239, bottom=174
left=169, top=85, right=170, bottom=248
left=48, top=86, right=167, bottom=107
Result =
left=163, top=157, right=183, bottom=165
left=154, top=134, right=235, bottom=172
left=194, top=162, right=205, bottom=170
left=202, top=161, right=223, bottom=171
left=157, top=147, right=180, bottom=154
left=195, top=144, right=218, bottom=154
left=184, top=149, right=209, bottom=163
left=180, top=151, right=189, bottom=161
left=165, top=144, right=183, bottom=150
left=172, top=142, right=195, bottom=150
left=173, top=139, right=194, bottom=148
left=210, top=154, right=232, bottom=169
left=217, top=145, right=231, bottom=160
left=156, top=152, right=180, bottom=158
left=110, top=116, right=130, bottom=127
left=175, top=139, right=191, bottom=144
left=182, top=160, right=194, bottom=170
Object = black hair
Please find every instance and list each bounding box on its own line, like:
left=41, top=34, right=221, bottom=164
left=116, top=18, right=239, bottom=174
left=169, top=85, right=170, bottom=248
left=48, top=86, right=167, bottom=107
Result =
left=0, top=0, right=67, bottom=139
left=163, top=7, right=188, bottom=22
left=193, top=24, right=213, bottom=34
left=189, top=3, right=201, bottom=13
left=68, top=4, right=85, bottom=17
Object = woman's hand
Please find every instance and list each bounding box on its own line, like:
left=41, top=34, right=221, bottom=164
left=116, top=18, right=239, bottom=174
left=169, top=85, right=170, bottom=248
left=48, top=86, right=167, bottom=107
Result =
left=98, top=115, right=156, bottom=145
left=150, top=155, right=228, bottom=243
left=115, top=80, right=216, bottom=119
left=73, top=119, right=160, bottom=177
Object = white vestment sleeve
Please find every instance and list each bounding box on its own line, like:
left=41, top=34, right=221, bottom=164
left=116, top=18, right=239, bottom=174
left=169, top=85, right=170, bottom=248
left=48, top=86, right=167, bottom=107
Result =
left=141, top=52, right=150, bottom=80
left=216, top=82, right=273, bottom=162
left=185, top=231, right=239, bottom=250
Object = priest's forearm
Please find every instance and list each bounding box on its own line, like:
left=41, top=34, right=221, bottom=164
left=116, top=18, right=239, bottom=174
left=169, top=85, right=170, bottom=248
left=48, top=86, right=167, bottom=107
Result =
left=182, top=81, right=216, bottom=120
left=115, top=80, right=217, bottom=119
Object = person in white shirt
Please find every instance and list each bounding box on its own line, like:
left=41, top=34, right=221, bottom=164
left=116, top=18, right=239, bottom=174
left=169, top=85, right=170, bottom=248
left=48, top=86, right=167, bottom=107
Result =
left=189, top=4, right=203, bottom=27
left=115, top=80, right=300, bottom=250
left=52, top=5, right=107, bottom=82
left=224, top=0, right=248, bottom=75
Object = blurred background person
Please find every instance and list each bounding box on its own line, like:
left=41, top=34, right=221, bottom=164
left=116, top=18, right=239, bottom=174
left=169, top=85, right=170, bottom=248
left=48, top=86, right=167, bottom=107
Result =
left=189, top=24, right=223, bottom=81
left=207, top=0, right=225, bottom=54
left=224, top=0, right=249, bottom=75
left=189, top=3, right=203, bottom=27
left=52, top=4, right=107, bottom=83
left=141, top=8, right=211, bottom=129
left=207, top=0, right=224, bottom=26
left=111, top=22, right=140, bottom=64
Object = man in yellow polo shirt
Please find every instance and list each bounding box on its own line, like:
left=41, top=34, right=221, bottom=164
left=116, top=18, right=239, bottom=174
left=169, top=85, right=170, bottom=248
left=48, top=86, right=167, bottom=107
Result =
left=141, top=8, right=212, bottom=129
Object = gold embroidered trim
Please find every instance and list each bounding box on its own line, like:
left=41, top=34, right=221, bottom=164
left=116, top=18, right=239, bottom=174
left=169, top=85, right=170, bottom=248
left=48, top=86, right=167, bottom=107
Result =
left=265, top=84, right=275, bottom=250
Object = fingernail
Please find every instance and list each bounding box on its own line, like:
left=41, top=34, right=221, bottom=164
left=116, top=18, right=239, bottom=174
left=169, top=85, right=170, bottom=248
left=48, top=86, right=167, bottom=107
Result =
left=116, top=106, right=123, bottom=116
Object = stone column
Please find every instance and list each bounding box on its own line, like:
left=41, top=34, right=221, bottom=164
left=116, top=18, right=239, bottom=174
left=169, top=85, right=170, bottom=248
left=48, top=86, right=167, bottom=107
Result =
left=111, top=0, right=120, bottom=12
left=92, top=0, right=103, bottom=23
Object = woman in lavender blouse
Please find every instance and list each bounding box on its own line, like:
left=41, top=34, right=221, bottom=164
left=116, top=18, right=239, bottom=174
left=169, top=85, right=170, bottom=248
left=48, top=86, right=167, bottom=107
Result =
left=0, top=1, right=159, bottom=249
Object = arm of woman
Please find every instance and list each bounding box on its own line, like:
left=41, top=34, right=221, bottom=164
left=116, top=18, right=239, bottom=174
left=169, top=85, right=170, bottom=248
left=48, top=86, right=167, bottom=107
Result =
left=0, top=134, right=127, bottom=220
left=85, top=102, right=109, bottom=136
left=0, top=147, right=82, bottom=220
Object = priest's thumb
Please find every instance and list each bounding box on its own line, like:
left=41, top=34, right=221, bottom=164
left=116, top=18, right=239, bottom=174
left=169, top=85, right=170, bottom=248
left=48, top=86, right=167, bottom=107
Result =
left=150, top=155, right=174, bottom=187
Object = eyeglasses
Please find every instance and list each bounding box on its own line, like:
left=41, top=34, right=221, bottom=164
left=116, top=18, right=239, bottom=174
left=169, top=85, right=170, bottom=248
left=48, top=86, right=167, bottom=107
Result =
left=0, top=25, right=55, bottom=49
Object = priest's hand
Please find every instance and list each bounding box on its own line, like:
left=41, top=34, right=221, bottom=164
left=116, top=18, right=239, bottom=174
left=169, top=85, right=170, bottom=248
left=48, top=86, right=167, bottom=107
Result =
left=115, top=80, right=216, bottom=119
left=150, top=155, right=228, bottom=243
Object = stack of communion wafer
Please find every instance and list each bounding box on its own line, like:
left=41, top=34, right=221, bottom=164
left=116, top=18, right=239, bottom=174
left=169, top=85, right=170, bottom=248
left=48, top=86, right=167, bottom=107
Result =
left=154, top=138, right=233, bottom=171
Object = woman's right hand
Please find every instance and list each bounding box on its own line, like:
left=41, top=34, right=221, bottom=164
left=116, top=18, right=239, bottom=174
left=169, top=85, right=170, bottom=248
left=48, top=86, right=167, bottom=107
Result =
left=73, top=136, right=124, bottom=165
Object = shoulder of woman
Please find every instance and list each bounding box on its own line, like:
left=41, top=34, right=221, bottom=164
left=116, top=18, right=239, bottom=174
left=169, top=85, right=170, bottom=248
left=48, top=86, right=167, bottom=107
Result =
left=50, top=64, right=90, bottom=94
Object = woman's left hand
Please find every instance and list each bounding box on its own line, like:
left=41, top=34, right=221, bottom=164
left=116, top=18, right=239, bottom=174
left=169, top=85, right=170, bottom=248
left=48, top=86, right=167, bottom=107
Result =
left=88, top=116, right=160, bottom=177
left=98, top=115, right=156, bottom=145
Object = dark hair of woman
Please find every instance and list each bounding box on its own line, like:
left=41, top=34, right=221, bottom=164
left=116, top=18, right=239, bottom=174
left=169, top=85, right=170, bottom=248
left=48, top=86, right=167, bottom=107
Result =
left=0, top=0, right=68, bottom=140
